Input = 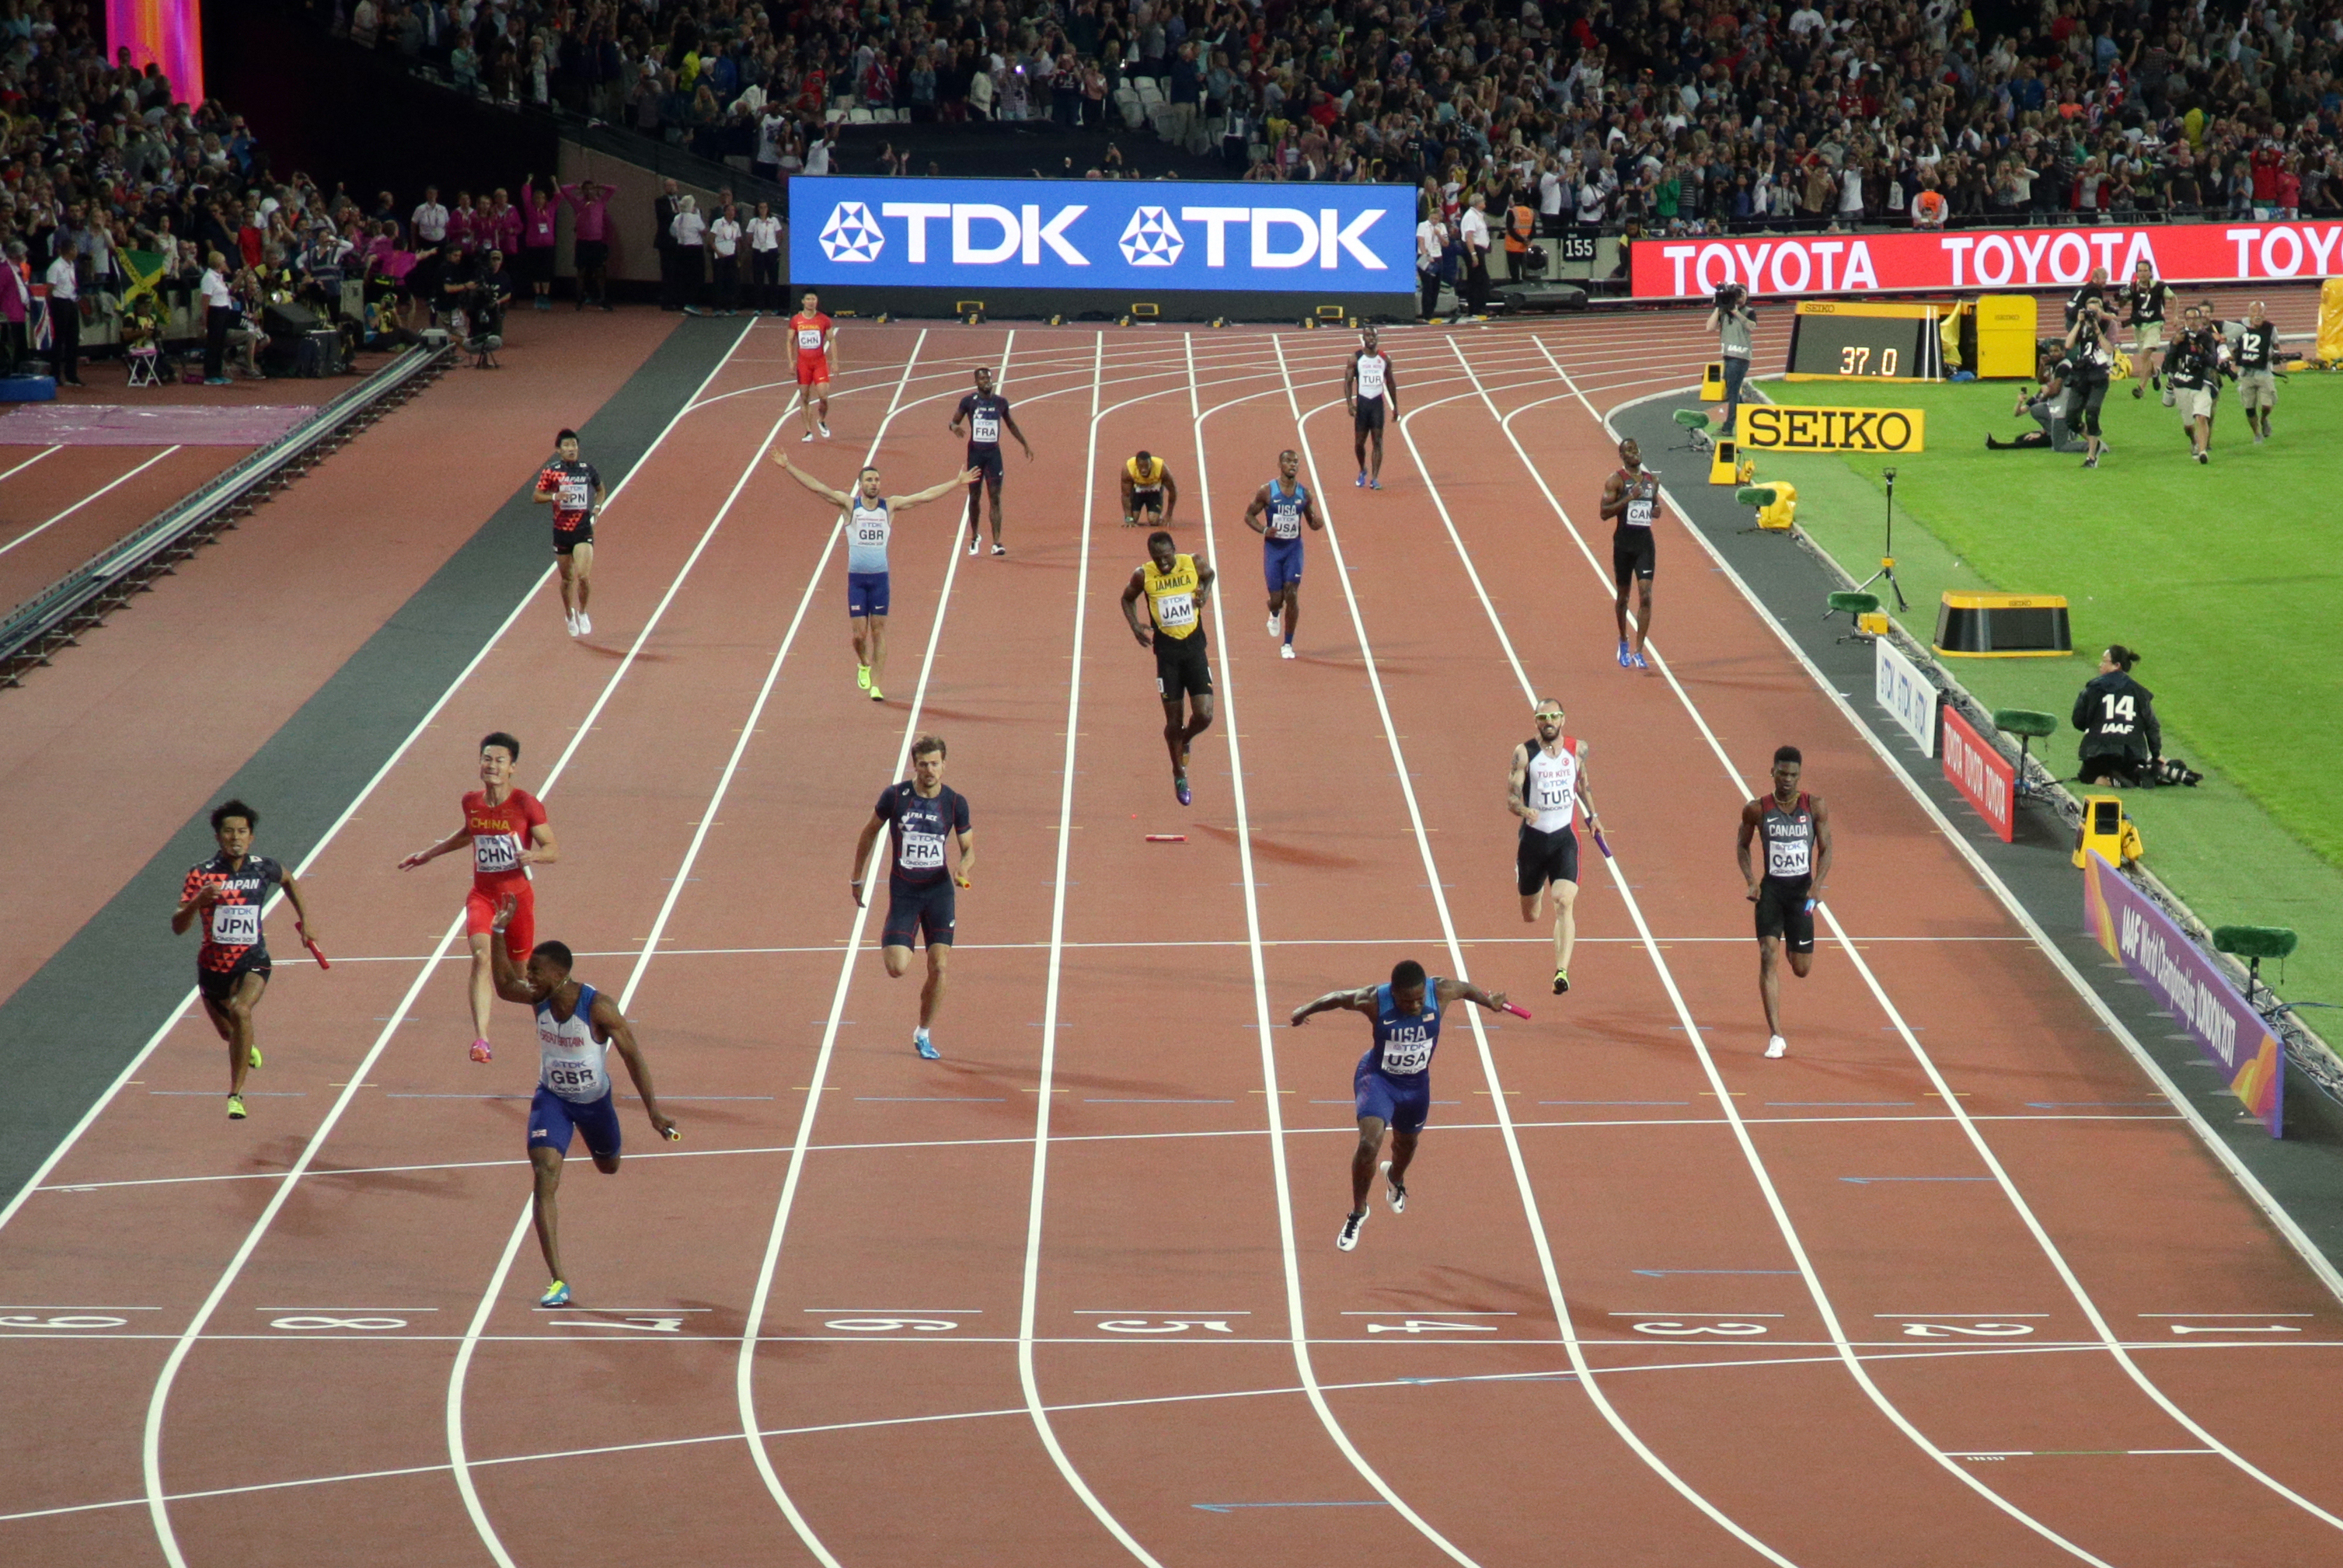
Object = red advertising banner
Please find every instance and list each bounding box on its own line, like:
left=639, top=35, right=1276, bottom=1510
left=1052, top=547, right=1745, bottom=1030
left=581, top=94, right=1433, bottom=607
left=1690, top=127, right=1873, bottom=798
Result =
left=1940, top=706, right=2015, bottom=843
left=1631, top=217, right=2343, bottom=300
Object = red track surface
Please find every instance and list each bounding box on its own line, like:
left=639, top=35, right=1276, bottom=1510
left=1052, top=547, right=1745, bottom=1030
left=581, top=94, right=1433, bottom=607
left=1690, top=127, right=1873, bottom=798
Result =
left=3, top=314, right=2341, bottom=1566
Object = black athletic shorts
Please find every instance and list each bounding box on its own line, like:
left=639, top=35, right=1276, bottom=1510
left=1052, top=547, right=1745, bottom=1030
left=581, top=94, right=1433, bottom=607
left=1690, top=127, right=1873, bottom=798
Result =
left=554, top=519, right=594, bottom=553
left=883, top=876, right=957, bottom=949
left=1753, top=876, right=1815, bottom=955
left=1129, top=490, right=1165, bottom=520
left=967, top=444, right=1003, bottom=482
left=1154, top=631, right=1212, bottom=700
left=1612, top=527, right=1655, bottom=585
left=198, top=948, right=272, bottom=1005
left=1355, top=395, right=1387, bottom=433
left=1516, top=823, right=1581, bottom=895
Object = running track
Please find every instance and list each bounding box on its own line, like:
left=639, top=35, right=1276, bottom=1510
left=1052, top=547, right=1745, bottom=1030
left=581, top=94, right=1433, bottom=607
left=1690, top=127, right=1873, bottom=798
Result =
left=2, top=312, right=2340, bottom=1566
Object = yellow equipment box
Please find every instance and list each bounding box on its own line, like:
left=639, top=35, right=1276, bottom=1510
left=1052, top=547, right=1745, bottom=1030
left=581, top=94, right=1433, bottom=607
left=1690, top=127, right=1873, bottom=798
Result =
left=1975, top=294, right=2039, bottom=378
left=2073, top=795, right=2143, bottom=869
left=1700, top=361, right=1726, bottom=401
left=1934, top=591, right=2071, bottom=657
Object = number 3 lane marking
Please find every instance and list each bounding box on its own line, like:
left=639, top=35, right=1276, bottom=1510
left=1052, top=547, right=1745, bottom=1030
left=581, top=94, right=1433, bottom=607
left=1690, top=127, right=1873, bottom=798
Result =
left=1630, top=1319, right=1769, bottom=1336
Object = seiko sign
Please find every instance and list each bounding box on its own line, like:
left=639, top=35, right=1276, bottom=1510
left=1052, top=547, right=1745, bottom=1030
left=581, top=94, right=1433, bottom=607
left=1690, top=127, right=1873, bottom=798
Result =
left=791, top=177, right=1416, bottom=294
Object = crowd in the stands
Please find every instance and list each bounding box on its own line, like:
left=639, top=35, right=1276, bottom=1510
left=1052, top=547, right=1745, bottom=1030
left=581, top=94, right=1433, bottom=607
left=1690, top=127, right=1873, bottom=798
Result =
left=330, top=0, right=2343, bottom=234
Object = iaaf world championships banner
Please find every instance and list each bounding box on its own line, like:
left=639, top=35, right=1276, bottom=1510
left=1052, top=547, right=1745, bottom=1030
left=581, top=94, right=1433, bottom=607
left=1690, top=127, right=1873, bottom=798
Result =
left=2082, top=850, right=2284, bottom=1137
left=789, top=176, right=1417, bottom=295
left=1632, top=216, right=2343, bottom=300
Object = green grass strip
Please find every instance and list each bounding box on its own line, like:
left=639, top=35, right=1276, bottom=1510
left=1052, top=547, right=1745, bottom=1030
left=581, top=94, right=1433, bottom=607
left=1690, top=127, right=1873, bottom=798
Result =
left=1742, top=371, right=2343, bottom=1015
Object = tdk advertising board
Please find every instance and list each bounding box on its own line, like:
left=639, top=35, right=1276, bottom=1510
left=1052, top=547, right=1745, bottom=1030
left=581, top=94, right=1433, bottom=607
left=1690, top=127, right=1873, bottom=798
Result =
left=790, top=177, right=1417, bottom=298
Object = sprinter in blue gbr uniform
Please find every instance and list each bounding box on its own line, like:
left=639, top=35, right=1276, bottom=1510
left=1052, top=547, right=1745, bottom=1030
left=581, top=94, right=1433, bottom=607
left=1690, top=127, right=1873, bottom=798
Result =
left=1291, top=960, right=1510, bottom=1252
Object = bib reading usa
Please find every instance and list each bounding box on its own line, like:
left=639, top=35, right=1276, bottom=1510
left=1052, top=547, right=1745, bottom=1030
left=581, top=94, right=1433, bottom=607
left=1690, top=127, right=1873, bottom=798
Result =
left=1633, top=216, right=2343, bottom=300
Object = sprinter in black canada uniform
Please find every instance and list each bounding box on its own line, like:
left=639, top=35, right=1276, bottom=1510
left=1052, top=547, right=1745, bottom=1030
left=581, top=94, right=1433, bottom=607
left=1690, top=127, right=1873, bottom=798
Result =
left=1735, top=747, right=1832, bottom=1061
left=950, top=365, right=1030, bottom=556
left=1599, top=437, right=1659, bottom=669
left=173, top=800, right=320, bottom=1119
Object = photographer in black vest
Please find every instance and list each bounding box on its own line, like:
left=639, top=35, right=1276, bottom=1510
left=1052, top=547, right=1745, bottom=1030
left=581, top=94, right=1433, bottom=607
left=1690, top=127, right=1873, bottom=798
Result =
left=2073, top=645, right=2161, bottom=787
left=2062, top=295, right=2117, bottom=469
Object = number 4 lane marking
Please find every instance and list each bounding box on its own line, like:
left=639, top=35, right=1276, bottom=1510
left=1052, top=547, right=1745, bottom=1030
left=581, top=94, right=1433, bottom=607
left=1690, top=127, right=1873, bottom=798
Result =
left=1364, top=1320, right=1500, bottom=1335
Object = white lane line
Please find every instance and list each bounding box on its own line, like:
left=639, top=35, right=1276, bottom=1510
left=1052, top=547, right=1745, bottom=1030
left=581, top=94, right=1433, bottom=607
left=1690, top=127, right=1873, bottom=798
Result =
left=442, top=327, right=943, bottom=1568
left=0, top=444, right=181, bottom=558
left=138, top=318, right=782, bottom=1566
left=1441, top=337, right=2114, bottom=1565
left=0, top=319, right=770, bottom=1242
left=1016, top=330, right=1177, bottom=1568
left=732, top=327, right=1039, bottom=1566
left=1194, top=331, right=1480, bottom=1564
left=16, top=1335, right=2329, bottom=1528
left=0, top=443, right=61, bottom=485
left=1278, top=333, right=1804, bottom=1566
left=1565, top=363, right=2343, bottom=1534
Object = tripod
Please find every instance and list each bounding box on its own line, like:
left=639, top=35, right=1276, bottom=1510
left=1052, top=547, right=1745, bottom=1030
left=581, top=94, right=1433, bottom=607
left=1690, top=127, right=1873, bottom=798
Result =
left=1853, top=465, right=1909, bottom=612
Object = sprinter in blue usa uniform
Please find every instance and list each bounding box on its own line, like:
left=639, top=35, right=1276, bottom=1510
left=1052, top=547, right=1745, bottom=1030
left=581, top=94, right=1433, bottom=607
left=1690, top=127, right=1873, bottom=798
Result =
left=1243, top=448, right=1321, bottom=659
left=1291, top=959, right=1510, bottom=1251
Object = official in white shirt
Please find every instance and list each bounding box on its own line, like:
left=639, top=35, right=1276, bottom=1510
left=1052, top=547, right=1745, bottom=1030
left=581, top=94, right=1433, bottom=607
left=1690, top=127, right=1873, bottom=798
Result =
left=708, top=204, right=743, bottom=315
left=412, top=186, right=451, bottom=246
left=669, top=194, right=708, bottom=314
left=199, top=250, right=235, bottom=385
left=746, top=201, right=783, bottom=315
left=45, top=237, right=85, bottom=386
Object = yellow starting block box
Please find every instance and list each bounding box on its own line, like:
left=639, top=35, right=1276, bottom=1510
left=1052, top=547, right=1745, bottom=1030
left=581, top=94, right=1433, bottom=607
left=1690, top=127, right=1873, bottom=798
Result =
left=1709, top=438, right=1754, bottom=485
left=2073, top=794, right=2143, bottom=869
left=1700, top=361, right=1727, bottom=401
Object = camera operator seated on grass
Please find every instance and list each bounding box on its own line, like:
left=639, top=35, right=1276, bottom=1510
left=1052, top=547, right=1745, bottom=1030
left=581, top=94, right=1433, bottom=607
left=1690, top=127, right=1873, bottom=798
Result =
left=2073, top=645, right=2165, bottom=788
left=1986, top=347, right=2090, bottom=453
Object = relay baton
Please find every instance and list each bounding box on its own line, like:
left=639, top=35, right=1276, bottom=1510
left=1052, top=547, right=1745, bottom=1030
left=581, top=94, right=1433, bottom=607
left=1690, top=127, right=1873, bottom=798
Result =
left=1502, top=1003, right=1532, bottom=1020
left=1592, top=823, right=1614, bottom=859
left=298, top=925, right=332, bottom=970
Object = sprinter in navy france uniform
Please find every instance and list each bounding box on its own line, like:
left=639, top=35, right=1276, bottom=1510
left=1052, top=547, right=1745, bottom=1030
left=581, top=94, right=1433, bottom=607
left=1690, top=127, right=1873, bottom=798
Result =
left=949, top=364, right=1031, bottom=557
left=852, top=733, right=975, bottom=1061
left=1292, top=959, right=1510, bottom=1252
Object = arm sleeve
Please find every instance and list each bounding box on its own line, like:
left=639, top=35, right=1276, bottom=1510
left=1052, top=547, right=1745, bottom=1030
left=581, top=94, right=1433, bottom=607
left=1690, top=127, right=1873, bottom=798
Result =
left=181, top=866, right=204, bottom=902
left=955, top=395, right=973, bottom=418
left=524, top=793, right=549, bottom=831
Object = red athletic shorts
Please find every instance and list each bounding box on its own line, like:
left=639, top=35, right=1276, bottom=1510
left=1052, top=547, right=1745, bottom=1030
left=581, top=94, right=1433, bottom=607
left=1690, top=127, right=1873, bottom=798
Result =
left=465, top=883, right=535, bottom=963
left=797, top=352, right=830, bottom=387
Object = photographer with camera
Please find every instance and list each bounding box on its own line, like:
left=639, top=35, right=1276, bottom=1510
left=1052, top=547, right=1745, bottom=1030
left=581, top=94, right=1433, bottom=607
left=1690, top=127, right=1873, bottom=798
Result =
left=2073, top=645, right=2167, bottom=788
left=2062, top=295, right=2118, bottom=469
left=1705, top=283, right=1756, bottom=437
left=2163, top=303, right=2226, bottom=464
left=1985, top=344, right=2088, bottom=452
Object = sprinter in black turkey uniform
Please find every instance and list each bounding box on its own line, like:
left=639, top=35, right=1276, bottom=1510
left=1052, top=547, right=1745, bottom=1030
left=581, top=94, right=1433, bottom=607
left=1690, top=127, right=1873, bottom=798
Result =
left=1344, top=328, right=1400, bottom=489
left=950, top=364, right=1031, bottom=556
left=1735, top=747, right=1832, bottom=1061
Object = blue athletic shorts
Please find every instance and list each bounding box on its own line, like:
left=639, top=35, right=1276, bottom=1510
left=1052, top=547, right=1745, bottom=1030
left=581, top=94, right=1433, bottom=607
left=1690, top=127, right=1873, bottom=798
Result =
left=1263, top=540, right=1304, bottom=594
left=1353, top=1058, right=1431, bottom=1134
left=528, top=1084, right=622, bottom=1159
left=847, top=570, right=890, bottom=619
left=883, top=876, right=956, bottom=949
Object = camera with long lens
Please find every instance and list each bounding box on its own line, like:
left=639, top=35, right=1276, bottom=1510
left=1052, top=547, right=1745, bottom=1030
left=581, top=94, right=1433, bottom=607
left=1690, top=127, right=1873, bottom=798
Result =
left=1713, top=282, right=1745, bottom=312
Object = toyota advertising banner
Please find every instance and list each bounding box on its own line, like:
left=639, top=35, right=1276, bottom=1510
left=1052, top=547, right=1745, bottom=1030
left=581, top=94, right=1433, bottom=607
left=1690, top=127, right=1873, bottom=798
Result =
left=1632, top=217, right=2343, bottom=300
left=790, top=176, right=1417, bottom=297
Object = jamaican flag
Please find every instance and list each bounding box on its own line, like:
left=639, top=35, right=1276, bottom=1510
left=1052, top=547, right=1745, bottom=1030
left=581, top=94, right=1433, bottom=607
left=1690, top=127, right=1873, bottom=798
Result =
left=120, top=249, right=169, bottom=305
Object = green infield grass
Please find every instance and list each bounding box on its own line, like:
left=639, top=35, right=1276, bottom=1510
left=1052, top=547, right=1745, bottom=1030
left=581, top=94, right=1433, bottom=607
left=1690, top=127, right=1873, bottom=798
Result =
left=1739, top=371, right=2343, bottom=1017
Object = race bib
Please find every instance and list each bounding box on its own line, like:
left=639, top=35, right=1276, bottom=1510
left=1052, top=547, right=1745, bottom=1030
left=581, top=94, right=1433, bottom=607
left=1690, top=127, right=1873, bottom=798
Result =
left=1626, top=496, right=1655, bottom=527
left=1381, top=1027, right=1434, bottom=1075
left=1535, top=775, right=1570, bottom=808
left=1766, top=837, right=1810, bottom=877
left=1155, top=591, right=1196, bottom=629
left=558, top=480, right=590, bottom=511
left=209, top=902, right=260, bottom=946
left=973, top=414, right=999, bottom=442
left=1270, top=508, right=1301, bottom=539
left=854, top=518, right=888, bottom=548
left=546, top=1061, right=598, bottom=1092
left=901, top=829, right=946, bottom=869
left=475, top=832, right=522, bottom=874
left=797, top=327, right=824, bottom=350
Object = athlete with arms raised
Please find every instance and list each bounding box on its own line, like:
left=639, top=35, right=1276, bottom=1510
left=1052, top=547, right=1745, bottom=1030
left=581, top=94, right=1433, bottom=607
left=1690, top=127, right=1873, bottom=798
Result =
left=1292, top=960, right=1511, bottom=1251
left=772, top=451, right=978, bottom=702
left=1508, top=699, right=1603, bottom=995
left=1736, top=745, right=1833, bottom=1059
left=1344, top=328, right=1400, bottom=488
left=489, top=895, right=677, bottom=1308
left=1600, top=436, right=1659, bottom=668
left=1242, top=448, right=1320, bottom=659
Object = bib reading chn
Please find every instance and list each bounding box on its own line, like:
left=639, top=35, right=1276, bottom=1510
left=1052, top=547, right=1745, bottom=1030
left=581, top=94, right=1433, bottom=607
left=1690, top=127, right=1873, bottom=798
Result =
left=476, top=833, right=522, bottom=875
